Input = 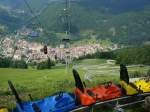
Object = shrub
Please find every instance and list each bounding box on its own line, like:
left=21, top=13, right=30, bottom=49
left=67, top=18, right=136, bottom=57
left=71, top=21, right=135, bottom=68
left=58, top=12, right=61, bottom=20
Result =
left=11, top=60, right=28, bottom=69
left=37, top=58, right=55, bottom=70
left=0, top=57, right=12, bottom=68
left=116, top=45, right=150, bottom=65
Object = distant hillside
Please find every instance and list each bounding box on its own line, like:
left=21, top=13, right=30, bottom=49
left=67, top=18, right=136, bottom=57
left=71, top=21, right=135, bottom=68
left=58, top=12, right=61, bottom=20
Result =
left=0, top=6, right=26, bottom=32
left=0, top=0, right=150, bottom=45
left=0, top=0, right=23, bottom=9
left=78, top=0, right=150, bottom=13
left=35, top=2, right=150, bottom=45
left=0, top=0, right=57, bottom=11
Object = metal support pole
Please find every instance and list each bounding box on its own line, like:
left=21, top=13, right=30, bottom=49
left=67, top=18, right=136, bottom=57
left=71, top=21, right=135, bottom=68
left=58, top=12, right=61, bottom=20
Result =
left=60, top=0, right=71, bottom=75
left=65, top=51, right=71, bottom=75
left=65, top=57, right=69, bottom=75
left=90, top=106, right=94, bottom=112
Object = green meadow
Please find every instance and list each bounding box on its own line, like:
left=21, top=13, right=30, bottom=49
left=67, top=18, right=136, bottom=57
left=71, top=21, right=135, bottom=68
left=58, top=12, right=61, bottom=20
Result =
left=0, top=59, right=149, bottom=111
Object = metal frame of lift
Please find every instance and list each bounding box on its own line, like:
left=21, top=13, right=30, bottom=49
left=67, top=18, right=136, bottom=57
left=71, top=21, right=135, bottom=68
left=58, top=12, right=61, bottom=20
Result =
left=71, top=93, right=150, bottom=112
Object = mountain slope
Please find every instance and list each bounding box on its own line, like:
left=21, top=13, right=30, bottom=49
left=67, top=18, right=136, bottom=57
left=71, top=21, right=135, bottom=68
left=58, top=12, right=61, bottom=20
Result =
left=78, top=0, right=150, bottom=13
left=0, top=0, right=58, bottom=11
left=0, top=5, right=27, bottom=32
left=0, top=0, right=150, bottom=45
left=35, top=2, right=150, bottom=45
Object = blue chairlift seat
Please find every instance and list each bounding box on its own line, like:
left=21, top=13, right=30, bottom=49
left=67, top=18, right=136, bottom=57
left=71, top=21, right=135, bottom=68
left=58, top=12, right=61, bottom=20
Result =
left=14, top=92, right=76, bottom=112
left=8, top=81, right=76, bottom=112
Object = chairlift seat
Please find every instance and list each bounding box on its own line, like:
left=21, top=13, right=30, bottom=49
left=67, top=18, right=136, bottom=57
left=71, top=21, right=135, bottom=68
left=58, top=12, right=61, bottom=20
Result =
left=13, top=93, right=75, bottom=112
left=120, top=64, right=150, bottom=95
left=72, top=69, right=122, bottom=106
left=134, top=79, right=150, bottom=93
left=0, top=108, right=8, bottom=112
left=61, top=39, right=70, bottom=42
left=8, top=81, right=76, bottom=112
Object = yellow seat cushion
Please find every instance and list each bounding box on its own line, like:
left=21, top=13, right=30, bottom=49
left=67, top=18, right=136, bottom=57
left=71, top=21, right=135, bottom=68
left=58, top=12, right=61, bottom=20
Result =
left=0, top=108, right=8, bottom=112
left=134, top=79, right=150, bottom=93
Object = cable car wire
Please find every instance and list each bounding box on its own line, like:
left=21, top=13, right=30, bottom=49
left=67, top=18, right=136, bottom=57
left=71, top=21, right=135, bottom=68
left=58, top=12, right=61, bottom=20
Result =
left=22, top=0, right=51, bottom=37
left=23, top=0, right=42, bottom=27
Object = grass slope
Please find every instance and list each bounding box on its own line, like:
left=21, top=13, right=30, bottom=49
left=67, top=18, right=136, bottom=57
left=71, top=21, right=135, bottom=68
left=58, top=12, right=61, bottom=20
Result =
left=0, top=59, right=149, bottom=111
left=0, top=66, right=76, bottom=108
left=76, top=59, right=107, bottom=65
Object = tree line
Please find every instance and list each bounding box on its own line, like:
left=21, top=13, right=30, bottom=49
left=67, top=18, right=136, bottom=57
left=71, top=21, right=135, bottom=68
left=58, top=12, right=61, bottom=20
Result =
left=0, top=57, right=28, bottom=69
left=115, top=45, right=150, bottom=65
left=77, top=45, right=150, bottom=65
left=0, top=57, right=55, bottom=69
left=77, top=51, right=116, bottom=60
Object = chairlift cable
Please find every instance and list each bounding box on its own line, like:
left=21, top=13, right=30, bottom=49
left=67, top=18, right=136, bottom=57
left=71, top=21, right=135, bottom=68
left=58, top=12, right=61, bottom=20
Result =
left=23, top=0, right=42, bottom=27
left=20, top=3, right=50, bottom=27
left=23, top=0, right=51, bottom=37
